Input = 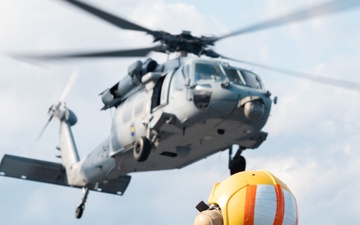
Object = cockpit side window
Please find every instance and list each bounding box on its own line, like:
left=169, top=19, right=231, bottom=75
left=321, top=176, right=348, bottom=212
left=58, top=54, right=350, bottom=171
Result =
left=194, top=63, right=225, bottom=82
left=222, top=66, right=244, bottom=85
left=240, top=70, right=263, bottom=89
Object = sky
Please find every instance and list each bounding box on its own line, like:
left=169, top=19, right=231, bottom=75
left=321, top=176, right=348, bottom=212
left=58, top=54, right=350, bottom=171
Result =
left=0, top=0, right=360, bottom=224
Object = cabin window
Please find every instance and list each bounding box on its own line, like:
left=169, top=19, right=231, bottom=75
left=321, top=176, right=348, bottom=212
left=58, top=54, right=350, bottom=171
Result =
left=151, top=76, right=165, bottom=111
left=160, top=72, right=173, bottom=105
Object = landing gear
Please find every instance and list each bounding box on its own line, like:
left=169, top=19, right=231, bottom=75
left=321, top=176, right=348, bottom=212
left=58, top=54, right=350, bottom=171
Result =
left=133, top=136, right=151, bottom=162
left=75, top=187, right=89, bottom=219
left=228, top=146, right=246, bottom=175
left=75, top=204, right=85, bottom=219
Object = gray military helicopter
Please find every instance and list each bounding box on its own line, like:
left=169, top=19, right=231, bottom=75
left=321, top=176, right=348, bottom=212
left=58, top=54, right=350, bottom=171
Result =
left=1, top=0, right=360, bottom=219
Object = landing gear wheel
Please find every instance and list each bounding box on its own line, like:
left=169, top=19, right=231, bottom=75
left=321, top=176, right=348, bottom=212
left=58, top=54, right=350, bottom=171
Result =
left=75, top=204, right=85, bottom=219
left=228, top=146, right=246, bottom=175
left=75, top=187, right=89, bottom=219
left=133, top=136, right=151, bottom=162
left=230, top=155, right=246, bottom=175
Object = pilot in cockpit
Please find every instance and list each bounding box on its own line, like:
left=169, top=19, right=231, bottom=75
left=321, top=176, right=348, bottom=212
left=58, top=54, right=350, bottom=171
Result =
left=195, top=63, right=222, bottom=81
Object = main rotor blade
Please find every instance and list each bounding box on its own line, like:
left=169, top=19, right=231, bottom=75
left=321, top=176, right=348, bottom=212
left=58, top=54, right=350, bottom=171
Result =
left=206, top=50, right=360, bottom=92
left=60, top=0, right=155, bottom=34
left=237, top=60, right=360, bottom=91
left=15, top=46, right=164, bottom=61
left=215, top=0, right=360, bottom=41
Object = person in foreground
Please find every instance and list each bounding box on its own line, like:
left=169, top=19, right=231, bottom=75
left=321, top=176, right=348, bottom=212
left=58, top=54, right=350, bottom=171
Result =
left=194, top=170, right=298, bottom=225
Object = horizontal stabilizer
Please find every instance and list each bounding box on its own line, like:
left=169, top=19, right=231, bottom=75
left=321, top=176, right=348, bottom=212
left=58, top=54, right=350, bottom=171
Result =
left=90, top=176, right=131, bottom=195
left=0, top=154, right=66, bottom=184
left=0, top=154, right=131, bottom=195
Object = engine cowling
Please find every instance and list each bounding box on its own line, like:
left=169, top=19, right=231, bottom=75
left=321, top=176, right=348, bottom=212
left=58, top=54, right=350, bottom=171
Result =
left=100, top=59, right=159, bottom=110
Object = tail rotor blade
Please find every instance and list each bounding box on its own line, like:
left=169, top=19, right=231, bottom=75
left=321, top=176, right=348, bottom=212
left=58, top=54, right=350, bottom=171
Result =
left=30, top=68, right=79, bottom=150
left=29, top=118, right=52, bottom=150
left=36, top=118, right=52, bottom=142
left=59, top=67, right=79, bottom=103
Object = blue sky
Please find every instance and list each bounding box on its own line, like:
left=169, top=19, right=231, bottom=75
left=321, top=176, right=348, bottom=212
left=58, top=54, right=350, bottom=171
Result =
left=1, top=0, right=360, bottom=224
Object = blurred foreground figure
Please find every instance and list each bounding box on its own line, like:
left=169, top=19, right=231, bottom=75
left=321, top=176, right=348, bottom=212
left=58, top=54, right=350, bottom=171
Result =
left=194, top=170, right=298, bottom=225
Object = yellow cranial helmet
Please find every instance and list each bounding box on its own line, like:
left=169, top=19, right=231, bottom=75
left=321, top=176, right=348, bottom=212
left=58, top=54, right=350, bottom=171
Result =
left=194, top=170, right=298, bottom=225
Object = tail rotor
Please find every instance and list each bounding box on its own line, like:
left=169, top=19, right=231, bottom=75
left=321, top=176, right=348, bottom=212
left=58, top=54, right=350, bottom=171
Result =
left=30, top=68, right=79, bottom=148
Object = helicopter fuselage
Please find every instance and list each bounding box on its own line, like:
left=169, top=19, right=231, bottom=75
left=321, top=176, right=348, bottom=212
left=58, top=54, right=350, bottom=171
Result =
left=74, top=57, right=272, bottom=185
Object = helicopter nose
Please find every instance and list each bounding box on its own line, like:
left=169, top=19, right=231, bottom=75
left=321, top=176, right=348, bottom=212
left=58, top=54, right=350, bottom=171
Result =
left=207, top=84, right=238, bottom=117
left=193, top=83, right=238, bottom=117
left=193, top=83, right=268, bottom=120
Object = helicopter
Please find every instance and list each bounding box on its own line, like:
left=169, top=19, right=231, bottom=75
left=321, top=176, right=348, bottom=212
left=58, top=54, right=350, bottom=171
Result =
left=1, top=0, right=360, bottom=220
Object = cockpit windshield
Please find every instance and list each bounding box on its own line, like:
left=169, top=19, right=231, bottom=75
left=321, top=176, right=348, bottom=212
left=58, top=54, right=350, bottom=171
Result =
left=194, top=63, right=226, bottom=82
left=192, top=61, right=264, bottom=90
left=221, top=65, right=263, bottom=90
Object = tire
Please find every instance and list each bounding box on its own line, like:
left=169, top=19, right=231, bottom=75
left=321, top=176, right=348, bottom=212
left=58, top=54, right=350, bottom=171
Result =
left=75, top=204, right=84, bottom=219
left=230, top=155, right=246, bottom=175
left=133, top=136, right=151, bottom=162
